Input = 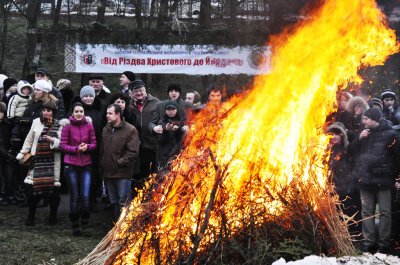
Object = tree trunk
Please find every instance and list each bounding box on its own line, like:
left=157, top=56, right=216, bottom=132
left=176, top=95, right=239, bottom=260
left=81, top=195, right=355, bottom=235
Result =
left=147, top=0, right=157, bottom=29
left=199, top=0, right=211, bottom=29
left=131, top=0, right=143, bottom=29
left=169, top=0, right=179, bottom=14
left=0, top=2, right=9, bottom=73
left=157, top=0, right=169, bottom=28
left=22, top=0, right=41, bottom=77
left=228, top=0, right=237, bottom=30
left=52, top=0, right=63, bottom=29
left=97, top=0, right=107, bottom=24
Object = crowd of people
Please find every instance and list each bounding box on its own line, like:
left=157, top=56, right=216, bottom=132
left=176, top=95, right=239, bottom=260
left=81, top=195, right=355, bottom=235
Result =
left=0, top=69, right=222, bottom=236
left=327, top=89, right=400, bottom=254
left=1, top=69, right=400, bottom=254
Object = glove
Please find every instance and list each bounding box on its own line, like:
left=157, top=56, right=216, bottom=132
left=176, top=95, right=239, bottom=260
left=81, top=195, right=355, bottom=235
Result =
left=54, top=182, right=61, bottom=187
left=24, top=176, right=33, bottom=185
left=16, top=153, right=24, bottom=161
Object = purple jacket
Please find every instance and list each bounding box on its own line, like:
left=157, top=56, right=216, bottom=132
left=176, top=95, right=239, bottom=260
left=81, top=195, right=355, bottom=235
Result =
left=60, top=116, right=97, bottom=167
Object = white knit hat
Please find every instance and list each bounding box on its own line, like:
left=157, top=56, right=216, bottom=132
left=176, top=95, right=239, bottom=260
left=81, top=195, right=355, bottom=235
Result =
left=34, top=80, right=52, bottom=93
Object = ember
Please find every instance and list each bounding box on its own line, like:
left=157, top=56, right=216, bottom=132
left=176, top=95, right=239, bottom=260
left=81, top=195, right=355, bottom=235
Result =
left=78, top=0, right=398, bottom=264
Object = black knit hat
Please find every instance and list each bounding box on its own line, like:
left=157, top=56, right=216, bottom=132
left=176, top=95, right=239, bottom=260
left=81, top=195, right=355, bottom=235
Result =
left=88, top=74, right=103, bottom=80
left=166, top=84, right=181, bottom=94
left=122, top=71, right=135, bottom=82
left=129, top=80, right=145, bottom=90
left=36, top=68, right=49, bottom=76
left=381, top=89, right=396, bottom=101
left=3, top=78, right=17, bottom=91
left=363, top=108, right=382, bottom=122
left=368, top=97, right=383, bottom=110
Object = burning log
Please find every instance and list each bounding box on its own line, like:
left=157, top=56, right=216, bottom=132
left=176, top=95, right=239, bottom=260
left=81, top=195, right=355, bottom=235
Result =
left=77, top=0, right=398, bottom=264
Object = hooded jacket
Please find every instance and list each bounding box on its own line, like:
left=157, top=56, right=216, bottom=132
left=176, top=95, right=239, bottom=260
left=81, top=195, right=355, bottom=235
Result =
left=7, top=84, right=32, bottom=118
left=60, top=116, right=97, bottom=167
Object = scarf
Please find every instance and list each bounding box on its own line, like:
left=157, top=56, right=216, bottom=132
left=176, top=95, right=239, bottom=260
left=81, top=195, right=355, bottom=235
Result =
left=32, top=118, right=60, bottom=195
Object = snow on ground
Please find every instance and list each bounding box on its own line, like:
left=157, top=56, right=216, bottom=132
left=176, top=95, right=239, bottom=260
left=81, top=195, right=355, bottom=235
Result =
left=273, top=253, right=400, bottom=265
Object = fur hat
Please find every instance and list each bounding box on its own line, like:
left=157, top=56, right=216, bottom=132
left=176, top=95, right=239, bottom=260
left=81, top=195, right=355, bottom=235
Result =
left=327, top=122, right=349, bottom=149
left=88, top=74, right=103, bottom=80
left=381, top=89, right=396, bottom=101
left=34, top=80, right=52, bottom=93
left=56, top=79, right=71, bottom=90
left=129, top=80, right=145, bottom=90
left=166, top=84, right=181, bottom=94
left=122, top=71, right=135, bottom=82
left=80, top=85, right=95, bottom=99
left=346, top=96, right=369, bottom=114
left=3, top=78, right=17, bottom=91
left=0, top=74, right=7, bottom=89
left=363, top=108, right=382, bottom=122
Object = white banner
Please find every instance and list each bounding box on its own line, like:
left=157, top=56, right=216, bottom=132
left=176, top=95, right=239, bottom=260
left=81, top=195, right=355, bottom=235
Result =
left=65, top=44, right=271, bottom=75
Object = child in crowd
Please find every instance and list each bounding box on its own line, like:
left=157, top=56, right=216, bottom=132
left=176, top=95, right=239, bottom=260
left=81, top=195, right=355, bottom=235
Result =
left=7, top=80, right=33, bottom=141
left=156, top=100, right=187, bottom=169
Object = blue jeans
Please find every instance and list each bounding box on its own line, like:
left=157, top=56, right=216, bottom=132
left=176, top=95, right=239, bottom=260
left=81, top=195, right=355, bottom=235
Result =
left=65, top=165, right=92, bottom=215
left=105, top=178, right=131, bottom=209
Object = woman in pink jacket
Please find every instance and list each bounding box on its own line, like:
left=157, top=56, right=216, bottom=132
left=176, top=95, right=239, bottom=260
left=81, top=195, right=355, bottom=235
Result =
left=60, top=102, right=96, bottom=236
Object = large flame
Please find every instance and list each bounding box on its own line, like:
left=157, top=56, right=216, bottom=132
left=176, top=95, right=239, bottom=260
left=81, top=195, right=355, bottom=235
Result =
left=89, top=0, right=398, bottom=264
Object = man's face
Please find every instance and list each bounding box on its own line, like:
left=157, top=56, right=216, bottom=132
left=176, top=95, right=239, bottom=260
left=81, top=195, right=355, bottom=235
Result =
left=35, top=73, right=47, bottom=81
left=168, top=89, right=180, bottom=100
left=120, top=74, right=130, bottom=87
left=165, top=107, right=177, bottom=118
left=185, top=92, right=195, bottom=104
left=131, top=86, right=147, bottom=101
left=208, top=90, right=222, bottom=104
left=338, top=96, right=349, bottom=111
left=89, top=79, right=103, bottom=93
left=383, top=97, right=395, bottom=109
left=362, top=116, right=379, bottom=129
left=106, top=106, right=120, bottom=125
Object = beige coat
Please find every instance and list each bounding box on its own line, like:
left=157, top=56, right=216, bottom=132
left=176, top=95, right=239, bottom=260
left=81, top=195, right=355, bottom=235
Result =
left=16, top=118, right=63, bottom=185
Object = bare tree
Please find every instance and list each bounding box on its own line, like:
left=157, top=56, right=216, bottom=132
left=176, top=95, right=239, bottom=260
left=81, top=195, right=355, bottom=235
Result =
left=131, top=0, right=144, bottom=29
left=0, top=0, right=13, bottom=73
left=97, top=0, right=107, bottom=24
left=200, top=0, right=211, bottom=28
left=22, top=0, right=41, bottom=77
left=52, top=0, right=63, bottom=29
left=157, top=0, right=168, bottom=28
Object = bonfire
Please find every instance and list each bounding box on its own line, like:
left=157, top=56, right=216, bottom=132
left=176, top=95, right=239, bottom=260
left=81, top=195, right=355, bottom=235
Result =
left=78, top=0, right=398, bottom=264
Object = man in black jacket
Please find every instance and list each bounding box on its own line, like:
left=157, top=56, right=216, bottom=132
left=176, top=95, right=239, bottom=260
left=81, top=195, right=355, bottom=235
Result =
left=349, top=108, right=400, bottom=253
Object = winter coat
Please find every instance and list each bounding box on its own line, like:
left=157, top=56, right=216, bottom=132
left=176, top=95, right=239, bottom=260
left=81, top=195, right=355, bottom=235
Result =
left=326, top=122, right=355, bottom=195
left=129, top=94, right=160, bottom=151
left=7, top=84, right=32, bottom=118
left=50, top=87, right=65, bottom=120
left=100, top=120, right=139, bottom=179
left=16, top=118, right=62, bottom=185
left=346, top=96, right=369, bottom=141
left=382, top=103, right=400, bottom=126
left=150, top=98, right=190, bottom=132
left=60, top=88, right=74, bottom=116
left=60, top=116, right=97, bottom=167
left=71, top=96, right=105, bottom=144
left=0, top=119, right=11, bottom=160
left=348, top=121, right=400, bottom=190
left=156, top=113, right=186, bottom=167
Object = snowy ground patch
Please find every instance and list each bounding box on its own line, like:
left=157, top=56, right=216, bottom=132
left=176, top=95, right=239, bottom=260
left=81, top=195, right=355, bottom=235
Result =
left=273, top=253, right=400, bottom=265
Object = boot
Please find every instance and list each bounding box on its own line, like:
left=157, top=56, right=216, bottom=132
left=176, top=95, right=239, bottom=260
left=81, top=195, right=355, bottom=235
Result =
left=48, top=196, right=60, bottom=226
left=69, top=213, right=81, bottom=236
left=112, top=203, right=121, bottom=222
left=80, top=210, right=90, bottom=229
left=25, top=205, right=36, bottom=226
